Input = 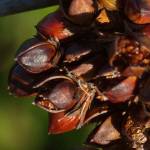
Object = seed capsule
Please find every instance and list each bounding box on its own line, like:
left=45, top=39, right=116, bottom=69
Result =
left=37, top=10, right=88, bottom=41
left=124, top=0, right=150, bottom=24
left=104, top=76, right=137, bottom=103
left=34, top=79, right=82, bottom=112
left=60, top=0, right=95, bottom=25
left=88, top=114, right=121, bottom=145
left=8, top=64, right=37, bottom=96
left=16, top=38, right=60, bottom=73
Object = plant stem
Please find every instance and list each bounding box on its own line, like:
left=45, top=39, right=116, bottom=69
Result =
left=0, top=0, right=59, bottom=16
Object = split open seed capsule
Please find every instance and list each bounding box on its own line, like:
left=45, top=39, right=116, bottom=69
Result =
left=16, top=38, right=60, bottom=73
left=8, top=64, right=37, bottom=97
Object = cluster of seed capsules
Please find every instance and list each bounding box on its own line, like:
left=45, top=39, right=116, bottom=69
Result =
left=8, top=0, right=150, bottom=150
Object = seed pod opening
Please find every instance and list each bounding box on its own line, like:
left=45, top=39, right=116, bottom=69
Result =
left=16, top=40, right=60, bottom=73
left=34, top=78, right=84, bottom=112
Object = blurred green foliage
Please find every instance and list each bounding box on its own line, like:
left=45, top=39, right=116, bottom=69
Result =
left=0, top=6, right=94, bottom=150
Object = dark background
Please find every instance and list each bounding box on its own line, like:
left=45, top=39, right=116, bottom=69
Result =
left=0, top=6, right=95, bottom=150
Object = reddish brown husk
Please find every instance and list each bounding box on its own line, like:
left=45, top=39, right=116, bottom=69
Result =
left=37, top=10, right=73, bottom=40
left=48, top=111, right=80, bottom=134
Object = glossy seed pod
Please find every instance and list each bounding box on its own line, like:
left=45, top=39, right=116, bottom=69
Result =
left=16, top=38, right=61, bottom=74
left=88, top=114, right=122, bottom=146
left=34, top=79, right=83, bottom=113
left=124, top=0, right=150, bottom=24
left=8, top=64, right=37, bottom=97
left=60, top=0, right=95, bottom=25
left=48, top=110, right=80, bottom=134
left=104, top=76, right=137, bottom=103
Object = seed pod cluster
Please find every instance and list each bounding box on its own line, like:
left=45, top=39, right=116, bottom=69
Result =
left=8, top=0, right=150, bottom=149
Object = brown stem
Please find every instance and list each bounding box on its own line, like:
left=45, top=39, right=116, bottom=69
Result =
left=0, top=0, right=59, bottom=16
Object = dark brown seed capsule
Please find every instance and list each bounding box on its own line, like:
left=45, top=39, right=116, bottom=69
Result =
left=60, top=0, right=95, bottom=25
left=88, top=114, right=121, bottom=146
left=8, top=64, right=37, bottom=97
left=16, top=39, right=60, bottom=73
left=104, top=76, right=137, bottom=103
left=48, top=110, right=80, bottom=134
left=34, top=79, right=81, bottom=112
left=124, top=0, right=150, bottom=24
